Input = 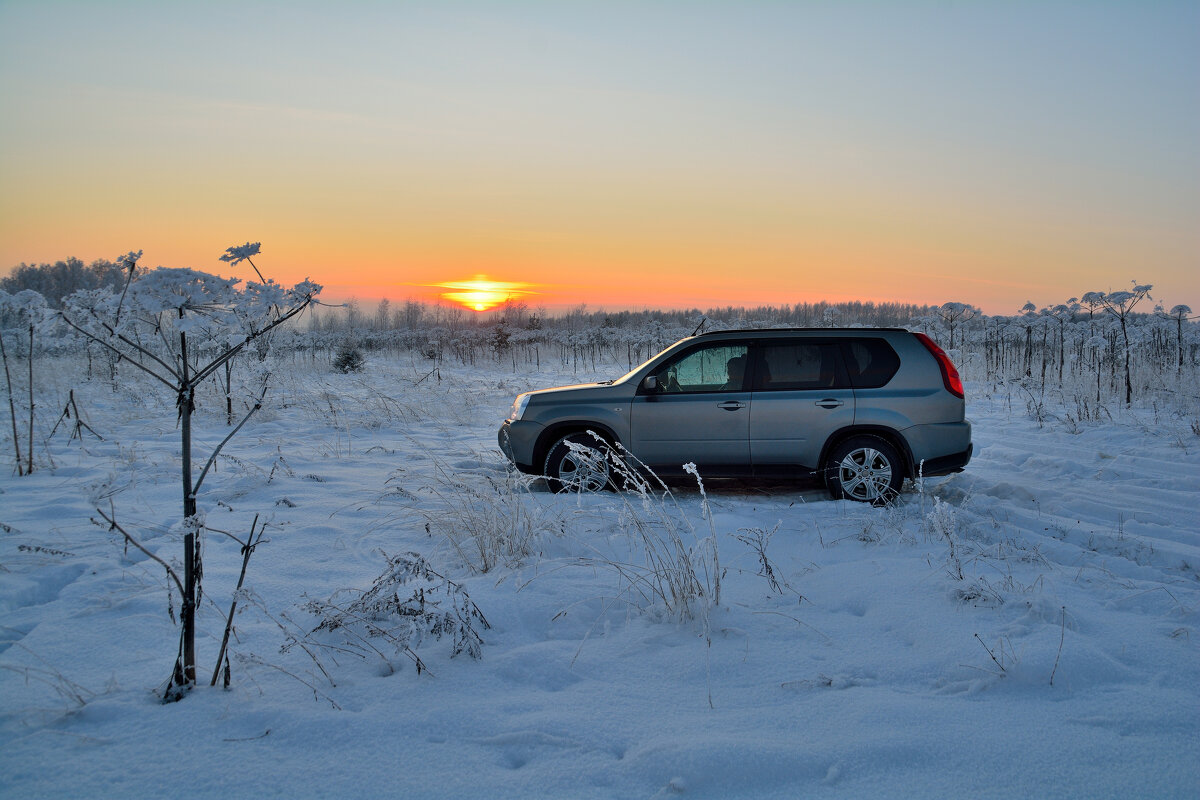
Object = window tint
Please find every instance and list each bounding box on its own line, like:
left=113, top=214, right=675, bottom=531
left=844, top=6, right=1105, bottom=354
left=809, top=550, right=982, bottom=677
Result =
left=841, top=339, right=900, bottom=388
left=654, top=344, right=749, bottom=393
left=755, top=342, right=844, bottom=390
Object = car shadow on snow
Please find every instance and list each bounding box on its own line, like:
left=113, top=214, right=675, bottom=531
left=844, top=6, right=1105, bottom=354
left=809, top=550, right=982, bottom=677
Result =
left=529, top=474, right=833, bottom=502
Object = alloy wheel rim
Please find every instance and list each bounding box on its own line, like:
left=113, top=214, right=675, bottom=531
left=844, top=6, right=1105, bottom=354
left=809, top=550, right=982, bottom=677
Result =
left=558, top=448, right=609, bottom=492
left=838, top=447, right=893, bottom=501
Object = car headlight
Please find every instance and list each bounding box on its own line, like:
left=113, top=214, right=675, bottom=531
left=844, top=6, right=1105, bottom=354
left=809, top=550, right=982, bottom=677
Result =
left=508, top=393, right=531, bottom=421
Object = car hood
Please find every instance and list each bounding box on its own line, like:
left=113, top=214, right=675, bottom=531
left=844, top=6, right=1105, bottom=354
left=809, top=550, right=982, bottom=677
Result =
left=526, top=381, right=625, bottom=401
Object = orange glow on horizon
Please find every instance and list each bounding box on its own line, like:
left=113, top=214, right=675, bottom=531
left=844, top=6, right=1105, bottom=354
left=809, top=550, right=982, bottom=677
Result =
left=436, top=277, right=536, bottom=312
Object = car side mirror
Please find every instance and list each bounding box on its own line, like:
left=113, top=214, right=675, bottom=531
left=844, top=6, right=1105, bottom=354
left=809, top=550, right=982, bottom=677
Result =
left=642, top=375, right=657, bottom=392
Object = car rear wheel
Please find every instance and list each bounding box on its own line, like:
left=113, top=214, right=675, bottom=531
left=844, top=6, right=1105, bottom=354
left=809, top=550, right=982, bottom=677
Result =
left=825, top=436, right=903, bottom=504
left=544, top=433, right=612, bottom=493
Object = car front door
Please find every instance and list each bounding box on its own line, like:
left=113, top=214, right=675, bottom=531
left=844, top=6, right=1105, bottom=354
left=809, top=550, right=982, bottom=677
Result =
left=628, top=342, right=751, bottom=474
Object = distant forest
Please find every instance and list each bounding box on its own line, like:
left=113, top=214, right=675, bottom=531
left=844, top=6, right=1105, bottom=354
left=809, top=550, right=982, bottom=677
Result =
left=1, top=257, right=130, bottom=304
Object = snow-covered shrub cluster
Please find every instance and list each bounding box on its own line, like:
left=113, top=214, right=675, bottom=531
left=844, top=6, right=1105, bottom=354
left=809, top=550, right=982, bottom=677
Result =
left=332, top=343, right=365, bottom=373
left=399, top=455, right=571, bottom=574
left=908, top=286, right=1196, bottom=418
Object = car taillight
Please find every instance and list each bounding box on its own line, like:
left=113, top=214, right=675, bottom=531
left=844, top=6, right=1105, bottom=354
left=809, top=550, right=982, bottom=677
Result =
left=914, top=332, right=964, bottom=399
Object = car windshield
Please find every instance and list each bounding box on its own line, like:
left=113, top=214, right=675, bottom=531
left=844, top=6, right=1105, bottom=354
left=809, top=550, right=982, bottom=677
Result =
left=612, top=357, right=657, bottom=385
left=611, top=338, right=693, bottom=384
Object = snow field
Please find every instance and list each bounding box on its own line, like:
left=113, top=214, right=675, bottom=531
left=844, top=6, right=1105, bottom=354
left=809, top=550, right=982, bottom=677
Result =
left=1, top=354, right=1198, bottom=799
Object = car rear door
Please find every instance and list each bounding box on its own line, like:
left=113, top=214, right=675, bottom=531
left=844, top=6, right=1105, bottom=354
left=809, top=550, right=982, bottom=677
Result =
left=749, top=339, right=855, bottom=472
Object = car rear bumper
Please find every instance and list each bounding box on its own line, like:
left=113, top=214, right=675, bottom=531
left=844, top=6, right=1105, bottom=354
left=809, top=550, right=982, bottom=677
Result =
left=919, top=443, right=973, bottom=476
left=902, top=419, right=972, bottom=477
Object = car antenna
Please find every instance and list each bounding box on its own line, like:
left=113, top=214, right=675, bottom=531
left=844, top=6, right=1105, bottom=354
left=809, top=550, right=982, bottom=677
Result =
left=691, top=317, right=707, bottom=336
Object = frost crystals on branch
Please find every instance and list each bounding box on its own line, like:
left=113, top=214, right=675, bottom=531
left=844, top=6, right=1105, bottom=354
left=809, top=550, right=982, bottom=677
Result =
left=219, top=241, right=265, bottom=283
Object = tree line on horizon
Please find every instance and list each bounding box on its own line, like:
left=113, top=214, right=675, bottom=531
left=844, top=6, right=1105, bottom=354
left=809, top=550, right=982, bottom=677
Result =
left=310, top=295, right=939, bottom=333
left=3, top=255, right=938, bottom=330
left=2, top=257, right=131, bottom=303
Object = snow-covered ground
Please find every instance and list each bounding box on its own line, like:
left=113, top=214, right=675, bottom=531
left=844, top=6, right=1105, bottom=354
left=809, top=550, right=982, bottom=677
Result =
left=2, top=355, right=1197, bottom=799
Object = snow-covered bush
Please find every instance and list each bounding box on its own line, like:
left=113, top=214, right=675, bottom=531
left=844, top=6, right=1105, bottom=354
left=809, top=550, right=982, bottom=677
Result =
left=301, top=551, right=490, bottom=676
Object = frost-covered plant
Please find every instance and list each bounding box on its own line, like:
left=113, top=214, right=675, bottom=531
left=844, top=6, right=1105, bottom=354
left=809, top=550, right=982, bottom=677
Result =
left=564, top=441, right=721, bottom=622
left=1092, top=282, right=1153, bottom=406
left=732, top=523, right=784, bottom=594
left=1161, top=304, right=1194, bottom=376
left=301, top=551, right=490, bottom=675
left=934, top=302, right=980, bottom=351
left=219, top=241, right=265, bottom=282
left=0, top=289, right=50, bottom=475
left=60, top=247, right=320, bottom=700
left=409, top=454, right=565, bottom=573
left=925, top=496, right=964, bottom=581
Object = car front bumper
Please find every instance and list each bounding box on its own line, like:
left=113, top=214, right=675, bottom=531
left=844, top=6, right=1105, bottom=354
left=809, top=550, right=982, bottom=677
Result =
left=498, top=419, right=544, bottom=473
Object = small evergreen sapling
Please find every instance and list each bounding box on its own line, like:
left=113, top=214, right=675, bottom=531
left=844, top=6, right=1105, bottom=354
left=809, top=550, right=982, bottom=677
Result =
left=333, top=343, right=365, bottom=373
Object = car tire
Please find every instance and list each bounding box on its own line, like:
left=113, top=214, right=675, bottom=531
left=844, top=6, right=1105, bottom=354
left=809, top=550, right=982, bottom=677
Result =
left=825, top=435, right=903, bottom=504
left=543, top=433, right=613, bottom=493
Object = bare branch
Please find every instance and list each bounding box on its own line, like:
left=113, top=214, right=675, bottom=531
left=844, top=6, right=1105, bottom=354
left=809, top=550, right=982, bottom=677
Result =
left=190, top=298, right=314, bottom=386
left=93, top=505, right=185, bottom=597
left=211, top=515, right=263, bottom=687
left=192, top=381, right=270, bottom=497
left=79, top=303, right=183, bottom=383
left=58, top=313, right=178, bottom=390
left=112, top=250, right=140, bottom=326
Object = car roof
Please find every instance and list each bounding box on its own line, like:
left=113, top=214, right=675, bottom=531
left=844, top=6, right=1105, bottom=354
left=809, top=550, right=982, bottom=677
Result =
left=695, top=327, right=909, bottom=338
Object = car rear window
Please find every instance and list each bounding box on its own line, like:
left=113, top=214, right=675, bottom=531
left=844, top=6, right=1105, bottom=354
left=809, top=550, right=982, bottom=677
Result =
left=755, top=342, right=846, bottom=390
left=841, top=339, right=900, bottom=388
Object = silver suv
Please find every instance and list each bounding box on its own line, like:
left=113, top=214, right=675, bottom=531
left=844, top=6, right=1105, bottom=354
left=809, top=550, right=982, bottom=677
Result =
left=498, top=328, right=972, bottom=502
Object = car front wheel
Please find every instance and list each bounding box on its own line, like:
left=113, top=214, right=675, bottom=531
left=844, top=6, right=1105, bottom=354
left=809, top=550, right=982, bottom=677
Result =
left=543, top=433, right=612, bottom=493
left=825, top=436, right=903, bottom=504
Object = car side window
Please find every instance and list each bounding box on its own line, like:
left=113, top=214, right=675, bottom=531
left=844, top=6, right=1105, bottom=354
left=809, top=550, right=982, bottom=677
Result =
left=755, top=342, right=846, bottom=390
left=654, top=344, right=749, bottom=394
left=841, top=338, right=900, bottom=388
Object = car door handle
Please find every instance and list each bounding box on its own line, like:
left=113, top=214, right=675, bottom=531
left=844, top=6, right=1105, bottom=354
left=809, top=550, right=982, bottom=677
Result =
left=717, top=401, right=746, bottom=411
left=815, top=398, right=844, bottom=409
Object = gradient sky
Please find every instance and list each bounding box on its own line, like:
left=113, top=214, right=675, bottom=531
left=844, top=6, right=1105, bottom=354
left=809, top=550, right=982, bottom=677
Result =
left=1, top=1, right=1197, bottom=315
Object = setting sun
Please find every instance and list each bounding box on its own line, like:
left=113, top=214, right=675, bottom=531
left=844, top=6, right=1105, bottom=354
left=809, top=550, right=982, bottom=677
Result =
left=437, top=277, right=535, bottom=312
